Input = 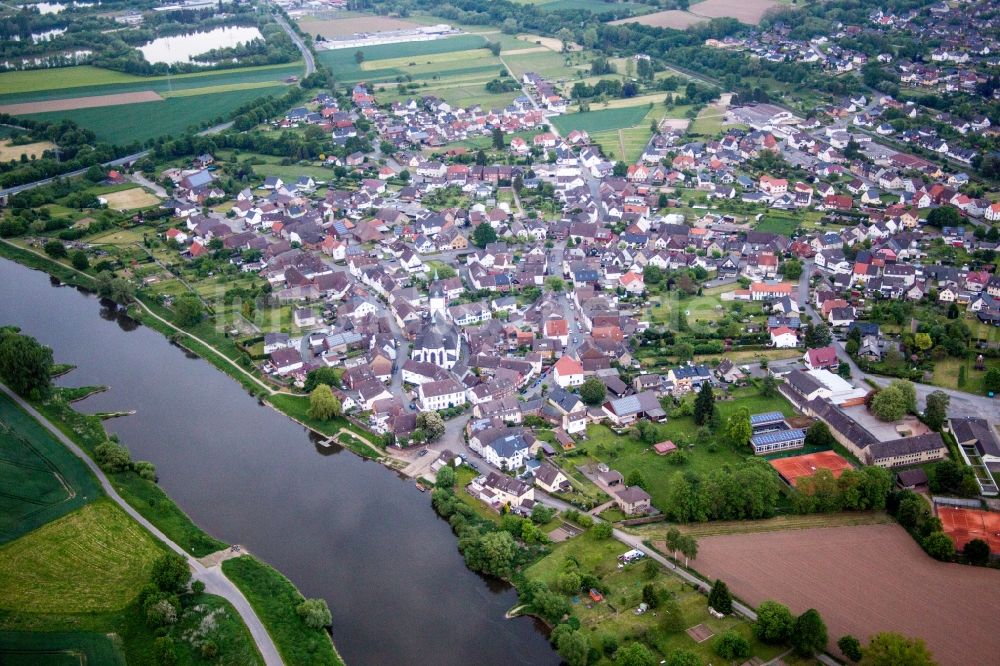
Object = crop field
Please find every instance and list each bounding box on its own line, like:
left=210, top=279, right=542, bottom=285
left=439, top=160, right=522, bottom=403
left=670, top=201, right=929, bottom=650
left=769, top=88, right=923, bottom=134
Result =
left=551, top=105, right=651, bottom=135
left=525, top=531, right=785, bottom=663
left=0, top=630, right=126, bottom=666
left=611, top=10, right=706, bottom=29
left=692, top=524, right=1000, bottom=663
left=688, top=0, right=781, bottom=24
left=23, top=85, right=286, bottom=144
left=0, top=91, right=163, bottom=115
left=503, top=50, right=578, bottom=80
left=298, top=16, right=421, bottom=38
left=0, top=66, right=145, bottom=95
left=318, top=34, right=489, bottom=82
left=100, top=187, right=162, bottom=211
left=519, top=0, right=651, bottom=12
left=0, top=139, right=55, bottom=161
left=0, top=392, right=99, bottom=545
left=0, top=499, right=163, bottom=613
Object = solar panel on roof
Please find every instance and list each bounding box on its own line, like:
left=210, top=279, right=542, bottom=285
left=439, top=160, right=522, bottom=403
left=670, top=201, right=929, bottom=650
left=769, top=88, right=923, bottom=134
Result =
left=751, top=428, right=806, bottom=445
left=750, top=411, right=785, bottom=425
left=613, top=395, right=641, bottom=414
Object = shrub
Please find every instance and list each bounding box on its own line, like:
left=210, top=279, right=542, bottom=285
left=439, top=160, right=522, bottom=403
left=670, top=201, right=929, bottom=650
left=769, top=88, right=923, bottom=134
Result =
left=715, top=630, right=751, bottom=660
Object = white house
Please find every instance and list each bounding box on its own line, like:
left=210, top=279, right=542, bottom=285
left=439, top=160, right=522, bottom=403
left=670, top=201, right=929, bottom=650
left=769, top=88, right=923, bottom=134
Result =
left=471, top=429, right=533, bottom=470
left=552, top=355, right=584, bottom=388
left=770, top=326, right=798, bottom=348
left=417, top=378, right=468, bottom=412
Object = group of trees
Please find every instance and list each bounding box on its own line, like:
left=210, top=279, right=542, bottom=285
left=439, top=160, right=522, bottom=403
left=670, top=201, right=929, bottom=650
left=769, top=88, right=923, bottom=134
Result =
left=868, top=380, right=916, bottom=423
left=791, top=466, right=893, bottom=514
left=887, top=489, right=956, bottom=562
left=664, top=461, right=780, bottom=522
left=0, top=327, right=53, bottom=399
left=753, top=600, right=827, bottom=658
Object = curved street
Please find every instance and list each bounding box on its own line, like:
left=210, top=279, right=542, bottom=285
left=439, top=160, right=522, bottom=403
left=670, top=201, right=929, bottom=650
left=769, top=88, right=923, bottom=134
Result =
left=0, top=383, right=284, bottom=666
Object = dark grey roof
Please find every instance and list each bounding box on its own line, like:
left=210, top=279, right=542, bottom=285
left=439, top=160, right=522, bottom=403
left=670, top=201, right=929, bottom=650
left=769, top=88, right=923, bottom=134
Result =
left=868, top=433, right=947, bottom=461
left=949, top=417, right=1000, bottom=457
left=786, top=369, right=823, bottom=396
left=807, top=398, right=879, bottom=449
left=484, top=471, right=531, bottom=496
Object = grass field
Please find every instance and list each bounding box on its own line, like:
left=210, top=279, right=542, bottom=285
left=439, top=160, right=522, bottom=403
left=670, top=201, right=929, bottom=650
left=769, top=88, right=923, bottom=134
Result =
left=0, top=392, right=99, bottom=545
left=0, top=499, right=164, bottom=613
left=572, top=386, right=795, bottom=511
left=551, top=105, right=651, bottom=135
left=101, top=187, right=161, bottom=211
left=24, top=85, right=286, bottom=144
left=222, top=556, right=344, bottom=666
left=635, top=511, right=893, bottom=539
left=754, top=211, right=801, bottom=236
left=0, top=139, right=55, bottom=161
left=524, top=530, right=785, bottom=663
left=931, top=355, right=1000, bottom=394
left=0, top=630, right=126, bottom=666
left=0, top=66, right=145, bottom=95
left=318, top=35, right=489, bottom=83
left=299, top=16, right=421, bottom=38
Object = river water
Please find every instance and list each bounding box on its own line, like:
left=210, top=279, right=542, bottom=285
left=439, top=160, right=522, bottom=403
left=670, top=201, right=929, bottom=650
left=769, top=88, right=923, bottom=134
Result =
left=0, top=258, right=556, bottom=666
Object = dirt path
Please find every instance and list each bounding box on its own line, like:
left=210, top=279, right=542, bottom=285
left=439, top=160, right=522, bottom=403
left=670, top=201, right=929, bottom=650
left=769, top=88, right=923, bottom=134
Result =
left=198, top=545, right=249, bottom=568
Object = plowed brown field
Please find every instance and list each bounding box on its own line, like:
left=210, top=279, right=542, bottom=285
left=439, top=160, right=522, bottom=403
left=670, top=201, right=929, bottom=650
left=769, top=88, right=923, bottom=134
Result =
left=689, top=523, right=1000, bottom=665
left=0, top=91, right=162, bottom=115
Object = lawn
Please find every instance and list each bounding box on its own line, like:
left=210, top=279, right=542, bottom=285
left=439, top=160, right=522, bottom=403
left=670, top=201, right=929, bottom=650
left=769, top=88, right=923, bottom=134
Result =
left=0, top=499, right=164, bottom=613
left=649, top=287, right=742, bottom=326
left=931, top=355, right=1000, bottom=395
left=22, top=85, right=287, bottom=144
left=222, top=556, right=343, bottom=666
left=0, top=391, right=100, bottom=545
left=0, top=630, right=126, bottom=666
left=571, top=387, right=796, bottom=511
left=524, top=530, right=786, bottom=663
left=551, top=105, right=652, bottom=135
left=755, top=211, right=801, bottom=236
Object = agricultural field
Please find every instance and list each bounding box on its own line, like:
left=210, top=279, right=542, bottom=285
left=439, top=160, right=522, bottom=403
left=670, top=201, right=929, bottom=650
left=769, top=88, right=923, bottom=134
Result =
left=0, top=630, right=126, bottom=666
left=299, top=16, right=422, bottom=39
left=692, top=524, right=1000, bottom=663
left=0, top=139, right=55, bottom=161
left=0, top=392, right=100, bottom=545
left=524, top=530, right=786, bottom=664
left=0, top=63, right=301, bottom=145
left=0, top=499, right=164, bottom=613
left=99, top=187, right=162, bottom=211
left=611, top=10, right=706, bottom=29
left=515, top=0, right=651, bottom=12
left=551, top=105, right=652, bottom=135
left=688, top=0, right=782, bottom=24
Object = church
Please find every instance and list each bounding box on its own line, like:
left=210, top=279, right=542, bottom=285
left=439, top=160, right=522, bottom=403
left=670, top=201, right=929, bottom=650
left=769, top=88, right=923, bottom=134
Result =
left=410, top=283, right=461, bottom=369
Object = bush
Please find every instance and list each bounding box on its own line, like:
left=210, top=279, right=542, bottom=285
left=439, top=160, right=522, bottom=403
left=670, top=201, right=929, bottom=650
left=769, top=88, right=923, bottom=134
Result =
left=838, top=635, right=863, bottom=662
left=44, top=240, right=67, bottom=258
left=296, top=598, right=332, bottom=629
left=94, top=439, right=132, bottom=473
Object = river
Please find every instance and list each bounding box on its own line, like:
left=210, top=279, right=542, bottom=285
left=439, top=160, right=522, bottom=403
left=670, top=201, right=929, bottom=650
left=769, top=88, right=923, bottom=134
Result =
left=0, top=258, right=557, bottom=666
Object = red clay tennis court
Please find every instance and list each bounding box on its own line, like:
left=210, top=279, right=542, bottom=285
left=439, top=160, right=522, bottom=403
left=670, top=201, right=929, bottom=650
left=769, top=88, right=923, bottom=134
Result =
left=769, top=451, right=852, bottom=487
left=937, top=506, right=1000, bottom=553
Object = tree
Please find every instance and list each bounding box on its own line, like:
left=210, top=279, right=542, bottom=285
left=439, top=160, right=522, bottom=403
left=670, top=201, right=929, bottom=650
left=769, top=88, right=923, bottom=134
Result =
left=308, top=385, right=342, bottom=421
left=781, top=258, right=803, bottom=280
left=146, top=598, right=178, bottom=628
left=95, top=440, right=131, bottom=472
left=476, top=530, right=517, bottom=577
left=792, top=608, right=828, bottom=657
left=296, top=598, right=332, bottom=629
left=923, top=391, right=949, bottom=431
left=870, top=380, right=916, bottom=422
left=861, top=632, right=935, bottom=666
left=0, top=328, right=53, bottom=399
left=491, top=127, right=504, bottom=150
left=71, top=250, right=89, bottom=270
left=983, top=367, right=1000, bottom=395
left=617, top=642, right=656, bottom=666
left=678, top=534, right=698, bottom=567
left=554, top=627, right=589, bottom=666
left=173, top=295, right=204, bottom=327
left=693, top=381, right=715, bottom=426
left=805, top=421, right=837, bottom=449
left=926, top=205, right=961, bottom=228
left=838, top=361, right=851, bottom=379
left=416, top=411, right=445, bottom=441
left=154, top=636, right=177, bottom=666
left=578, top=376, right=606, bottom=406
left=43, top=240, right=67, bottom=258
left=760, top=374, right=778, bottom=397
left=472, top=222, right=497, bottom=248
left=592, top=521, right=613, bottom=539
left=625, top=469, right=646, bottom=489
left=708, top=579, right=733, bottom=614
left=715, top=630, right=752, bottom=660
left=354, top=50, right=365, bottom=64
left=556, top=570, right=581, bottom=594
left=660, top=597, right=686, bottom=633
left=643, top=264, right=663, bottom=284
left=612, top=161, right=628, bottom=177
left=753, top=600, right=794, bottom=643
left=304, top=366, right=343, bottom=393
left=723, top=408, right=751, bottom=450
left=435, top=465, right=456, bottom=489
left=922, top=531, right=954, bottom=561
left=963, top=538, right=991, bottom=565
left=914, top=332, right=933, bottom=353
left=150, top=552, right=190, bottom=594
left=545, top=276, right=565, bottom=293
left=804, top=321, right=832, bottom=348
left=838, top=635, right=863, bottom=662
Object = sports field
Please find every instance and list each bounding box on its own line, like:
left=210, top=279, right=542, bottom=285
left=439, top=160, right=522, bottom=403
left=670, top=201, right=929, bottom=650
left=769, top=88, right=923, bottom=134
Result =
left=0, top=499, right=164, bottom=613
left=769, top=451, right=853, bottom=487
left=0, top=392, right=99, bottom=545
left=937, top=506, right=1000, bottom=553
left=692, top=524, right=1000, bottom=663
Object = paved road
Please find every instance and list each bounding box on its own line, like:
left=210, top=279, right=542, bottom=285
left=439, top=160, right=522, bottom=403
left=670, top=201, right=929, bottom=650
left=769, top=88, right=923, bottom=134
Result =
left=272, top=9, right=315, bottom=77
left=0, top=383, right=283, bottom=666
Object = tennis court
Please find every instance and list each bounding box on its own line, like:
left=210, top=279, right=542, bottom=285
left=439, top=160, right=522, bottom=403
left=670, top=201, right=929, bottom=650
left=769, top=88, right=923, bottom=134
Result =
left=769, top=451, right=853, bottom=487
left=937, top=506, right=1000, bottom=554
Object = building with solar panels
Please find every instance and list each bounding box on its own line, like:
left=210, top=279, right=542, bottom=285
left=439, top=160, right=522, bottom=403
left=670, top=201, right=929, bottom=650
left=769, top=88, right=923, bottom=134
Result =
left=750, top=411, right=786, bottom=434
left=750, top=428, right=806, bottom=455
